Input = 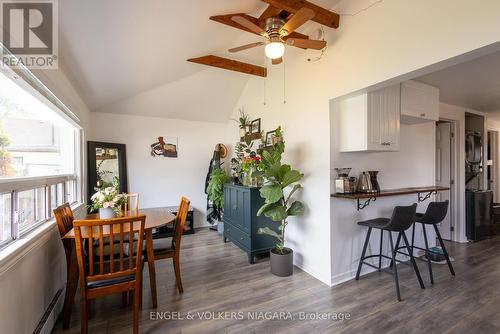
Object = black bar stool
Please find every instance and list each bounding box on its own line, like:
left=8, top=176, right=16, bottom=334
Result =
left=355, top=204, right=425, bottom=301
left=394, top=200, right=455, bottom=285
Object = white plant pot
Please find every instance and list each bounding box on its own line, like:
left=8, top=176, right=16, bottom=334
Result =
left=99, top=207, right=115, bottom=219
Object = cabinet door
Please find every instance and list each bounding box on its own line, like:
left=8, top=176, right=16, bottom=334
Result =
left=223, top=186, right=234, bottom=223
left=401, top=80, right=439, bottom=121
left=367, top=90, right=384, bottom=150
left=381, top=84, right=400, bottom=150
left=367, top=85, right=400, bottom=151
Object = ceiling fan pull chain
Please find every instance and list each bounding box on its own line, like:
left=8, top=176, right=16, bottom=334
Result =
left=283, top=58, right=286, bottom=104
left=263, top=76, right=267, bottom=106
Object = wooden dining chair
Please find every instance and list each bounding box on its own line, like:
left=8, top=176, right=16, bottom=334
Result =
left=73, top=215, right=146, bottom=334
left=54, top=203, right=77, bottom=329
left=124, top=193, right=139, bottom=211
left=146, top=197, right=190, bottom=294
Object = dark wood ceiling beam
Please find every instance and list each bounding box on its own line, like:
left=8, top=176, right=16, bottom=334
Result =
left=261, top=0, right=340, bottom=28
left=187, top=55, right=267, bottom=77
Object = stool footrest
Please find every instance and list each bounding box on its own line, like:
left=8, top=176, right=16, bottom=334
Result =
left=360, top=261, right=394, bottom=276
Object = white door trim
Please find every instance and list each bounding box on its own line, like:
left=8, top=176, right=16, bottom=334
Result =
left=438, top=118, right=458, bottom=241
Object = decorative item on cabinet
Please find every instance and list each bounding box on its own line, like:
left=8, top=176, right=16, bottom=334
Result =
left=250, top=118, right=261, bottom=134
left=223, top=184, right=277, bottom=264
left=337, top=84, right=401, bottom=152
left=264, top=126, right=283, bottom=148
left=233, top=108, right=250, bottom=138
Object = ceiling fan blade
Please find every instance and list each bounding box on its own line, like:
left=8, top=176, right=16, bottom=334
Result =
left=280, top=7, right=315, bottom=35
left=228, top=42, right=265, bottom=53
left=272, top=57, right=283, bottom=65
left=286, top=38, right=326, bottom=50
left=232, top=15, right=265, bottom=35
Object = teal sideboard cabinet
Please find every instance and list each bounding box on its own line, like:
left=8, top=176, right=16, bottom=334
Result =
left=223, top=184, right=277, bottom=263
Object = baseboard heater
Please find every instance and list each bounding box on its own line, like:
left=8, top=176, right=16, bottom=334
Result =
left=33, top=288, right=63, bottom=334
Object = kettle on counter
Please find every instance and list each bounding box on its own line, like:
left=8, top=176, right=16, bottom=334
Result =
left=357, top=171, right=378, bottom=193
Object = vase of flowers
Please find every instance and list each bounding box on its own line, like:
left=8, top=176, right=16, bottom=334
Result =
left=90, top=186, right=127, bottom=219
left=241, top=155, right=262, bottom=187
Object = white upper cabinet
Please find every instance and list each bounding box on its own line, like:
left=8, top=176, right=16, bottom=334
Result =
left=401, top=80, right=439, bottom=123
left=338, top=84, right=400, bottom=152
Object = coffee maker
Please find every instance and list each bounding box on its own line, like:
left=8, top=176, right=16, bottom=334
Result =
left=334, top=168, right=356, bottom=194
left=368, top=171, right=380, bottom=193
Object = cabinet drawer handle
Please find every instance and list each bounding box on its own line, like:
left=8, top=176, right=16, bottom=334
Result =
left=420, top=113, right=426, bottom=117
left=240, top=237, right=244, bottom=240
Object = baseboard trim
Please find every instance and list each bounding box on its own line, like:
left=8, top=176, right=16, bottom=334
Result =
left=33, top=288, right=64, bottom=334
left=294, top=260, right=332, bottom=286
left=331, top=258, right=393, bottom=286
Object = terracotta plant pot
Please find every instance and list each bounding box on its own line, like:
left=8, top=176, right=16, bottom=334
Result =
left=270, top=247, right=293, bottom=277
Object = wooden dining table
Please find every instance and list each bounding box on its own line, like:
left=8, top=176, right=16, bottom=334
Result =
left=61, top=207, right=176, bottom=329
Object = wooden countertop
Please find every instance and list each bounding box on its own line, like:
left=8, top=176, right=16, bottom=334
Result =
left=331, top=186, right=450, bottom=199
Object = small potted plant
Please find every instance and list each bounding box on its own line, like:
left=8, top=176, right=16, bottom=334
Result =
left=207, top=168, right=231, bottom=233
left=257, top=130, right=305, bottom=277
left=90, top=186, right=127, bottom=219
left=233, top=108, right=250, bottom=138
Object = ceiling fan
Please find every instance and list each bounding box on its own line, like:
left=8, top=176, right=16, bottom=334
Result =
left=187, top=1, right=339, bottom=77
left=228, top=7, right=326, bottom=65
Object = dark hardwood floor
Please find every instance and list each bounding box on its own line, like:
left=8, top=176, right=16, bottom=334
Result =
left=53, top=229, right=500, bottom=334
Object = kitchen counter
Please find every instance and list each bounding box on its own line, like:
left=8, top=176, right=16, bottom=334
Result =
left=331, top=186, right=450, bottom=210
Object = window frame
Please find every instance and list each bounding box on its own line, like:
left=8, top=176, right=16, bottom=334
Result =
left=0, top=45, right=84, bottom=250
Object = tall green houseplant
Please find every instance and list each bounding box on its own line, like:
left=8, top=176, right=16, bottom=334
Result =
left=256, top=133, right=305, bottom=254
left=207, top=168, right=231, bottom=211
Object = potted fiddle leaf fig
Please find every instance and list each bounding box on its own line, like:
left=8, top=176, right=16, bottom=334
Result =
left=257, top=132, right=305, bottom=276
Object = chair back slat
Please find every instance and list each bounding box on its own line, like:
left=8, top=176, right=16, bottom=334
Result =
left=172, top=197, right=190, bottom=250
left=109, top=223, right=114, bottom=273
left=119, top=223, right=124, bottom=271
left=123, top=193, right=139, bottom=212
left=129, top=221, right=134, bottom=269
left=99, top=225, right=104, bottom=274
left=88, top=225, right=93, bottom=276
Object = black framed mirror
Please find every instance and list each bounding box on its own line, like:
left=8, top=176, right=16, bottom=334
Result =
left=87, top=141, right=128, bottom=204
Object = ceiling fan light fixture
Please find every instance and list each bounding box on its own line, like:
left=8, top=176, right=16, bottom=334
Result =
left=265, top=42, right=285, bottom=59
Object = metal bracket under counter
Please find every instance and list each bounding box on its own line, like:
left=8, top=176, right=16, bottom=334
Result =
left=331, top=186, right=450, bottom=211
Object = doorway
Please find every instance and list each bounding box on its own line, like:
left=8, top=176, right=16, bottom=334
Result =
left=436, top=120, right=456, bottom=240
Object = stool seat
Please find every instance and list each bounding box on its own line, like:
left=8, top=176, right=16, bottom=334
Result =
left=357, top=218, right=390, bottom=229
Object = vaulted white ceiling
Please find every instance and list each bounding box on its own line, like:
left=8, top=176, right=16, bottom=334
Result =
left=59, top=0, right=339, bottom=122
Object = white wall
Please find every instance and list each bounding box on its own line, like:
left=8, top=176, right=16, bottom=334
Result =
left=0, top=67, right=91, bottom=333
left=228, top=0, right=500, bottom=286
left=88, top=112, right=227, bottom=227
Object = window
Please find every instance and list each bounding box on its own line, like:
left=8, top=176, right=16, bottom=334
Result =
left=0, top=63, right=81, bottom=248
